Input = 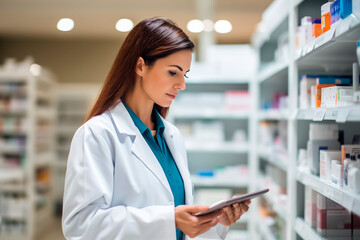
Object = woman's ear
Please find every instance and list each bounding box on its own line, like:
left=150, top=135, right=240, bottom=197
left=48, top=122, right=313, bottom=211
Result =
left=135, top=57, right=146, bottom=77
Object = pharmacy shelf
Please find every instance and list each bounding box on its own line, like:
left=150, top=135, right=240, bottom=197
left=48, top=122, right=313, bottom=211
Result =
left=35, top=151, right=55, bottom=167
left=263, top=193, right=287, bottom=221
left=258, top=148, right=289, bottom=172
left=258, top=61, right=288, bottom=83
left=186, top=142, right=248, bottom=154
left=256, top=216, right=277, bottom=240
left=297, top=16, right=360, bottom=72
left=191, top=175, right=248, bottom=189
left=297, top=167, right=360, bottom=216
left=0, top=183, right=26, bottom=193
left=170, top=108, right=249, bottom=119
left=0, top=168, right=24, bottom=183
left=296, top=106, right=360, bottom=122
left=294, top=217, right=349, bottom=240
left=259, top=109, right=290, bottom=121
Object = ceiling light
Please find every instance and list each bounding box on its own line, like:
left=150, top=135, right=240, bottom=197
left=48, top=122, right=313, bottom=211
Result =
left=202, top=19, right=214, bottom=32
left=214, top=20, right=232, bottom=34
left=30, top=64, right=41, bottom=76
left=187, top=19, right=204, bottom=33
left=57, top=18, right=74, bottom=32
left=115, top=19, right=134, bottom=32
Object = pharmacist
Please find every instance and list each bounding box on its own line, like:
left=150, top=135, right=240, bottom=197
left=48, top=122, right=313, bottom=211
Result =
left=62, top=17, right=250, bottom=240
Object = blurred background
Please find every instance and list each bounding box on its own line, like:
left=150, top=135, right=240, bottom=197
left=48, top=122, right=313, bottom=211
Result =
left=1, top=0, right=360, bottom=240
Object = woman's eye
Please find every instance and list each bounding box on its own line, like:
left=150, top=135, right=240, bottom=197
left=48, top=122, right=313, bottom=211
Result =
left=169, top=71, right=176, bottom=76
left=184, top=73, right=189, bottom=79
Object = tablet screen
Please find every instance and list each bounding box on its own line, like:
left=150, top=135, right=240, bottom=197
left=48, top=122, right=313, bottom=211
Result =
left=195, top=188, right=269, bottom=216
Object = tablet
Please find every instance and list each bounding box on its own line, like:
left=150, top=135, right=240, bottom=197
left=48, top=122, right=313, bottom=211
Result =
left=194, top=188, right=269, bottom=216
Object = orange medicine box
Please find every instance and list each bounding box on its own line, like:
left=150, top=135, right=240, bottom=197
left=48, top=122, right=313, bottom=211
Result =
left=315, top=84, right=335, bottom=108
left=312, top=19, right=322, bottom=38
left=321, top=2, right=332, bottom=33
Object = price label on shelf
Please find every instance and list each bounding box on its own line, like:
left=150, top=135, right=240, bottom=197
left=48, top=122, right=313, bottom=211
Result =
left=324, top=27, right=336, bottom=43
left=313, top=109, right=325, bottom=121
left=336, top=108, right=349, bottom=123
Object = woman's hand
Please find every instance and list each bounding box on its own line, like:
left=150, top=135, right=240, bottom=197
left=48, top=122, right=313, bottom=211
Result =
left=175, top=205, right=222, bottom=238
left=218, top=200, right=251, bottom=226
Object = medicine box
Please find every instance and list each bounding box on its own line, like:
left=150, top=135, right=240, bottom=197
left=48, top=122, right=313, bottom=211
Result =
left=341, top=145, right=360, bottom=164
left=320, top=150, right=341, bottom=182
left=307, top=140, right=340, bottom=175
left=315, top=84, right=336, bottom=108
left=320, top=86, right=353, bottom=108
left=316, top=194, right=351, bottom=237
left=321, top=2, right=332, bottom=33
left=305, top=186, right=317, bottom=228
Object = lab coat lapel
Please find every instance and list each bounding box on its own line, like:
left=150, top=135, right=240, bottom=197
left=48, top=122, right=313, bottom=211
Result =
left=109, top=101, right=173, bottom=197
left=163, top=123, right=192, bottom=205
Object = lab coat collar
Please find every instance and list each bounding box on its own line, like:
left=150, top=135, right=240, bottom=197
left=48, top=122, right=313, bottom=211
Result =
left=109, top=101, right=173, bottom=198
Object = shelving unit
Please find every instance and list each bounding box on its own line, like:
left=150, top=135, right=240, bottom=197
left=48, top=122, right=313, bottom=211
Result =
left=250, top=0, right=360, bottom=240
left=169, top=45, right=255, bottom=236
left=0, top=58, right=56, bottom=240
left=54, top=83, right=99, bottom=215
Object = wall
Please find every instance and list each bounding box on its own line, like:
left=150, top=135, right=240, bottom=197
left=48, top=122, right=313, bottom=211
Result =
left=0, top=37, right=121, bottom=83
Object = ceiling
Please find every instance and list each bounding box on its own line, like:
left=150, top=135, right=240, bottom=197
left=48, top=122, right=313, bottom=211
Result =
left=0, top=0, right=273, bottom=44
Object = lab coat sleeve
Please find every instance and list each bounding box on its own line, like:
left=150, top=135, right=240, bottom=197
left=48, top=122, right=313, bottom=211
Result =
left=62, top=125, right=176, bottom=240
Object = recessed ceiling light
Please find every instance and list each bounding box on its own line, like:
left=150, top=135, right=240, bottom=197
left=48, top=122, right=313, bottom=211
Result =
left=214, top=20, right=232, bottom=34
left=57, top=18, right=74, bottom=32
left=115, top=19, right=134, bottom=32
left=187, top=19, right=204, bottom=33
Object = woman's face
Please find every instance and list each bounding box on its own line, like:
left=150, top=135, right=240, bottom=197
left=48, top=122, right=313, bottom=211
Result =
left=137, top=49, right=192, bottom=107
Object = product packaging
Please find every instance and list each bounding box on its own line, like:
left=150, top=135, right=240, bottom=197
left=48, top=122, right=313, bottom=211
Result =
left=331, top=160, right=344, bottom=187
left=331, top=0, right=341, bottom=25
left=320, top=150, right=341, bottom=182
left=305, top=186, right=317, bottom=228
left=340, top=0, right=353, bottom=19
left=312, top=19, right=322, bottom=38
left=315, top=84, right=336, bottom=108
left=321, top=2, right=332, bottom=33
left=316, top=194, right=352, bottom=237
left=341, top=145, right=360, bottom=164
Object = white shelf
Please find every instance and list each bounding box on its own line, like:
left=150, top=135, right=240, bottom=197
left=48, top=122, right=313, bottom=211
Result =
left=263, top=192, right=287, bottom=220
left=35, top=151, right=55, bottom=167
left=258, top=61, right=288, bottom=83
left=0, top=168, right=24, bottom=183
left=186, top=142, right=248, bottom=154
left=258, top=148, right=288, bottom=172
left=191, top=175, right=248, bottom=188
left=297, top=167, right=360, bottom=216
left=297, top=16, right=360, bottom=72
left=256, top=216, right=277, bottom=240
left=296, top=106, right=360, bottom=122
left=259, top=109, right=290, bottom=120
left=36, top=107, right=56, bottom=120
left=171, top=108, right=249, bottom=119
left=294, top=217, right=349, bottom=240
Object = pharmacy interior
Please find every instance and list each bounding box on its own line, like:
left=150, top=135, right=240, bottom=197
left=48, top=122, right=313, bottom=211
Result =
left=1, top=0, right=360, bottom=239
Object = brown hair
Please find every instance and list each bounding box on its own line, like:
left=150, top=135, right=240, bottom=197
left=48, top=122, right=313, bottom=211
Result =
left=85, top=17, right=194, bottom=122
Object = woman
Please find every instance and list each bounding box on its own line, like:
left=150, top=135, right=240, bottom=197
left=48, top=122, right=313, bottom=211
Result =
left=62, top=17, right=250, bottom=240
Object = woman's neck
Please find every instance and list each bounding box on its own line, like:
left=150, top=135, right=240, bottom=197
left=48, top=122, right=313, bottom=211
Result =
left=123, top=86, right=155, bottom=130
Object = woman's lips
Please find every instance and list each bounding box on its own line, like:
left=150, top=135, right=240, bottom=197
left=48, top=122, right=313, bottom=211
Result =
left=166, top=93, right=176, bottom=100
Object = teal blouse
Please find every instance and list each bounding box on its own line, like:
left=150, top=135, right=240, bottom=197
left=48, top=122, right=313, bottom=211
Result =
left=123, top=102, right=185, bottom=240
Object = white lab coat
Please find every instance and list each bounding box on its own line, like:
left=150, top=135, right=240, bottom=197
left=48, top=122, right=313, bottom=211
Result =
left=62, top=101, right=229, bottom=240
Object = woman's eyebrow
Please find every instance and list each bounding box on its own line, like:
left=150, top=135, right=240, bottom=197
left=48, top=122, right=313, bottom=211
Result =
left=169, top=65, right=183, bottom=71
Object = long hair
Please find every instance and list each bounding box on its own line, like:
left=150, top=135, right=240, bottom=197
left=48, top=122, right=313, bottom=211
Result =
left=85, top=17, right=194, bottom=122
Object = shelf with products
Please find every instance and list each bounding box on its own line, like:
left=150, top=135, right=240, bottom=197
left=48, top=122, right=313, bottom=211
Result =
left=54, top=83, right=99, bottom=215
left=185, top=141, right=248, bottom=154
left=294, top=217, right=331, bottom=240
left=251, top=0, right=360, bottom=239
left=0, top=57, right=56, bottom=240
left=297, top=167, right=360, bottom=216
left=296, top=106, right=360, bottom=122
